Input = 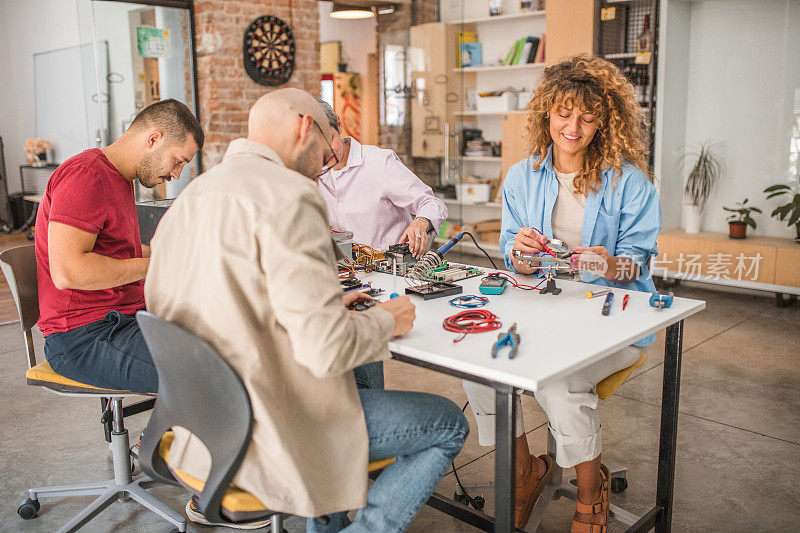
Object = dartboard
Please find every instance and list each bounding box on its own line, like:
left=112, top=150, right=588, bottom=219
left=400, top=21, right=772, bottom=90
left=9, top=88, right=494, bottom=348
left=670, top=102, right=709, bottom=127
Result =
left=243, top=15, right=295, bottom=86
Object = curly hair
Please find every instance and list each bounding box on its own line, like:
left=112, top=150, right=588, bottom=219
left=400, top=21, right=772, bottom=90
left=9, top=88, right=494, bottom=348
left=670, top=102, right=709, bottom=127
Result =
left=523, top=54, right=652, bottom=194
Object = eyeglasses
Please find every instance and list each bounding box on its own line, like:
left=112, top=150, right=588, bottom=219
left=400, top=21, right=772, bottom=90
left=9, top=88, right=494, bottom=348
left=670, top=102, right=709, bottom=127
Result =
left=298, top=113, right=338, bottom=176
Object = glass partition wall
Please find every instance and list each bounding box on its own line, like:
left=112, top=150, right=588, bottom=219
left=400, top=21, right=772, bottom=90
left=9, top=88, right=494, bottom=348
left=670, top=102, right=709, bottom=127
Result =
left=76, top=0, right=201, bottom=201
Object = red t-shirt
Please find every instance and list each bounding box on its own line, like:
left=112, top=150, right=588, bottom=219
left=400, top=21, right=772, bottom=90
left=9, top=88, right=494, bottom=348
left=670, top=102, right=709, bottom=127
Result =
left=35, top=149, right=145, bottom=336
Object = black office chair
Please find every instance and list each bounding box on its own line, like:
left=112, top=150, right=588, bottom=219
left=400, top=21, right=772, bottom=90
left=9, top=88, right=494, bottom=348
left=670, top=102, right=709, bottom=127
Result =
left=136, top=311, right=397, bottom=532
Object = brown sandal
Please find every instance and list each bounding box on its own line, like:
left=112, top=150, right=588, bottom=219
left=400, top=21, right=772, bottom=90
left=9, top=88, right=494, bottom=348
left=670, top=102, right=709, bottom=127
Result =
left=515, top=454, right=555, bottom=528
left=571, top=464, right=610, bottom=533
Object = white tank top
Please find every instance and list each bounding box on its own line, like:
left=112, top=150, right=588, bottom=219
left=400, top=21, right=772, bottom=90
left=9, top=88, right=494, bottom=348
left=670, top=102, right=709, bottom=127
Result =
left=551, top=168, right=585, bottom=252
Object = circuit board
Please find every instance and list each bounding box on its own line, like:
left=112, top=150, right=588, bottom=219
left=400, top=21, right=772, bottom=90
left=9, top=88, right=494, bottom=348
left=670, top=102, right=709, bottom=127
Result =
left=372, top=260, right=483, bottom=283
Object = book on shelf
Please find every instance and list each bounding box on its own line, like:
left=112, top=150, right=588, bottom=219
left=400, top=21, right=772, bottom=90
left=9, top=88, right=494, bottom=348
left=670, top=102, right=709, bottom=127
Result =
left=460, top=42, right=483, bottom=68
left=502, top=39, right=521, bottom=66
left=512, top=39, right=527, bottom=65
left=502, top=35, right=544, bottom=66
left=535, top=33, right=546, bottom=63
left=525, top=36, right=541, bottom=64
left=457, top=31, right=478, bottom=68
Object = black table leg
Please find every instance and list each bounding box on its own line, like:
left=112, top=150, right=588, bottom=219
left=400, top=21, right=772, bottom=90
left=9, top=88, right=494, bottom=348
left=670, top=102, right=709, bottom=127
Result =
left=495, top=384, right=517, bottom=533
left=655, top=320, right=684, bottom=533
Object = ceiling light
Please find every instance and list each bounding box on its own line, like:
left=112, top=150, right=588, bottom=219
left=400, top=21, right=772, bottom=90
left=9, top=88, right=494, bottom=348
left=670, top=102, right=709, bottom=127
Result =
left=330, top=3, right=375, bottom=19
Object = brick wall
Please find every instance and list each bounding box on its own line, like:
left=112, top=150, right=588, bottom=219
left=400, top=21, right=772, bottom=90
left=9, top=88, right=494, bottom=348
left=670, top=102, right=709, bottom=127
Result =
left=193, top=0, right=320, bottom=167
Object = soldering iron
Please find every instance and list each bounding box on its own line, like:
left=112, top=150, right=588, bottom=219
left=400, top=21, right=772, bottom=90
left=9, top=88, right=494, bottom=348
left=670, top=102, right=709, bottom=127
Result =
left=408, top=232, right=467, bottom=280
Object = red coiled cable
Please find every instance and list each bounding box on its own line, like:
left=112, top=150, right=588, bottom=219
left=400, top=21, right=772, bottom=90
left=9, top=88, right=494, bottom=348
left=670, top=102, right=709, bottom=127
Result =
left=443, top=310, right=502, bottom=343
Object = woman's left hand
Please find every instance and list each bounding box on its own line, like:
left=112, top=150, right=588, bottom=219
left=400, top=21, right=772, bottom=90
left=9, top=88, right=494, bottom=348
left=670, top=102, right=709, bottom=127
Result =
left=571, top=246, right=640, bottom=282
left=570, top=246, right=617, bottom=280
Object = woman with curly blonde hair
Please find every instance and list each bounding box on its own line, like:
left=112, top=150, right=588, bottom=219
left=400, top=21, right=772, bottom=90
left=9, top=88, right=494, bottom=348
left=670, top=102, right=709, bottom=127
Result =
left=462, top=55, right=661, bottom=531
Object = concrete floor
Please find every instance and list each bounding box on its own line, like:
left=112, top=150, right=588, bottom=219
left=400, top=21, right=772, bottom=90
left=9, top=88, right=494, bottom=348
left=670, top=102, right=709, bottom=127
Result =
left=0, top=285, right=798, bottom=532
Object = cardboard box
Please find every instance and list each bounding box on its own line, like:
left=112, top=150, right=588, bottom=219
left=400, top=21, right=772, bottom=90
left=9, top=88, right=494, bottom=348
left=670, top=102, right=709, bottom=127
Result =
left=474, top=219, right=502, bottom=232
left=479, top=231, right=501, bottom=244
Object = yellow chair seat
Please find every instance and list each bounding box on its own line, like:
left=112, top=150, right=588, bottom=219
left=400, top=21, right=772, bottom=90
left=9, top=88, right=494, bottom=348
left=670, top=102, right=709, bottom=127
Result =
left=596, top=352, right=647, bottom=400
left=25, top=361, right=153, bottom=396
left=159, top=431, right=396, bottom=515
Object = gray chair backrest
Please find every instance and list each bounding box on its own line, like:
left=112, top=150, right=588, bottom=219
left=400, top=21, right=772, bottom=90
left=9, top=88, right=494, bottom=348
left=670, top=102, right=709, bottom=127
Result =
left=0, top=244, right=39, bottom=368
left=136, top=311, right=255, bottom=525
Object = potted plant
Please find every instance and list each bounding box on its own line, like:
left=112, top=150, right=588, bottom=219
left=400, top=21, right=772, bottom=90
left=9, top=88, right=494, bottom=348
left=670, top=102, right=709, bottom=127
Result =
left=723, top=199, right=761, bottom=239
left=682, top=141, right=724, bottom=234
left=763, top=183, right=800, bottom=243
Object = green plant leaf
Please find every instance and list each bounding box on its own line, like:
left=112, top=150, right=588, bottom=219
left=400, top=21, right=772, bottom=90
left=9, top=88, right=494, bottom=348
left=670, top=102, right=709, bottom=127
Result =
left=766, top=191, right=788, bottom=200
left=788, top=208, right=800, bottom=226
left=750, top=207, right=762, bottom=213
left=763, top=184, right=791, bottom=192
left=746, top=217, right=756, bottom=229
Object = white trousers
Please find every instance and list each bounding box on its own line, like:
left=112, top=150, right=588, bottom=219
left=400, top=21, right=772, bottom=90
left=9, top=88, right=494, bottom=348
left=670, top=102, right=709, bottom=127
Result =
left=462, top=345, right=644, bottom=468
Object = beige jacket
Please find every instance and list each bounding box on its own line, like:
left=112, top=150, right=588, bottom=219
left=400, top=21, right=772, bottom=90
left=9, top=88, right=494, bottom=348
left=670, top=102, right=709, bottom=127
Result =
left=144, top=138, right=394, bottom=516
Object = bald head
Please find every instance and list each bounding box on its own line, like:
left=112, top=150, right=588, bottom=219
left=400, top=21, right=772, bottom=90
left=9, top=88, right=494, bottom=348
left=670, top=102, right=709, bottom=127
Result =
left=247, top=89, right=335, bottom=179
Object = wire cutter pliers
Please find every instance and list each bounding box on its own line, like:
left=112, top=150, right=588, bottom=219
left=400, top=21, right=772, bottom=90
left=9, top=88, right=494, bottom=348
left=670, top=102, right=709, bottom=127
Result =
left=492, top=323, right=520, bottom=359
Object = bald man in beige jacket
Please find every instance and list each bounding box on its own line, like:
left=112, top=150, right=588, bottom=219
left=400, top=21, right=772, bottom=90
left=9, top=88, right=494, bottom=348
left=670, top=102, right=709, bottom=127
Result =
left=145, top=88, right=468, bottom=532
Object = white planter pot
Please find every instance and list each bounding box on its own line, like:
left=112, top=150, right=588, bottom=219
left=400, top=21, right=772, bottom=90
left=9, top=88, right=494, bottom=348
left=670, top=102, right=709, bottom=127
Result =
left=684, top=204, right=702, bottom=234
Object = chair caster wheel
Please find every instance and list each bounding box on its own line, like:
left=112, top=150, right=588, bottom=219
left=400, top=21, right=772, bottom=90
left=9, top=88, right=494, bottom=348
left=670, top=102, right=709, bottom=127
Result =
left=18, top=498, right=40, bottom=519
left=610, top=476, right=628, bottom=493
left=472, top=496, right=486, bottom=510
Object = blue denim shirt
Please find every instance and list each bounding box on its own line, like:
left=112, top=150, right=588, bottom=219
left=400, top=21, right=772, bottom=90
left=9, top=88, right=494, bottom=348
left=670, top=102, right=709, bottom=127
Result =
left=499, top=145, right=662, bottom=346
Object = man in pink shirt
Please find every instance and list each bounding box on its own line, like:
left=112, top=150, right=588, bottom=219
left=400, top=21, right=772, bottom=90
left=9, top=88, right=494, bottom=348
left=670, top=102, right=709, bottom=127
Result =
left=315, top=99, right=447, bottom=259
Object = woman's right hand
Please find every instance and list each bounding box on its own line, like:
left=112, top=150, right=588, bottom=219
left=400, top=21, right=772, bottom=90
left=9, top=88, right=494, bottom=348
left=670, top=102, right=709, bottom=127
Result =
left=510, top=228, right=548, bottom=274
left=513, top=228, right=548, bottom=255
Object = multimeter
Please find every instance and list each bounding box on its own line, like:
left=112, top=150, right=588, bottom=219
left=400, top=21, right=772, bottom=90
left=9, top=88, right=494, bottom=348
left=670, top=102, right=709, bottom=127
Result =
left=479, top=275, right=508, bottom=295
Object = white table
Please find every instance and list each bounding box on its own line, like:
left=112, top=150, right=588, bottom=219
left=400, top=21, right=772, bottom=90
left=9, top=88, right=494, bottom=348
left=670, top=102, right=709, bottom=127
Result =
left=360, top=271, right=706, bottom=532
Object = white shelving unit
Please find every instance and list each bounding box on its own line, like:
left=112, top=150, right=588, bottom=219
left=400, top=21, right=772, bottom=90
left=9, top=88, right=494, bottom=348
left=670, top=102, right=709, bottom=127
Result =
left=460, top=10, right=545, bottom=25
left=442, top=198, right=502, bottom=209
left=453, top=62, right=545, bottom=73
left=460, top=155, right=502, bottom=162
left=454, top=110, right=524, bottom=117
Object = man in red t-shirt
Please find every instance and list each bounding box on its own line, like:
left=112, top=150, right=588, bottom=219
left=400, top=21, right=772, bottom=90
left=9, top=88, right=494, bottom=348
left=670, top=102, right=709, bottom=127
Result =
left=35, top=99, right=203, bottom=393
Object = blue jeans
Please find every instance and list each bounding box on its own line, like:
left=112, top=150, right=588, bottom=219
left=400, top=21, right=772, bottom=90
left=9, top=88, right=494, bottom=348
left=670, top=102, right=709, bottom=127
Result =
left=353, top=361, right=384, bottom=389
left=307, top=389, right=468, bottom=533
left=43, top=310, right=158, bottom=394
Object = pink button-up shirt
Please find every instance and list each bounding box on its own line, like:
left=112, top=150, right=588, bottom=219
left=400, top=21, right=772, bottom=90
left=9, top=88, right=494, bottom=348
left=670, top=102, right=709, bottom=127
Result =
left=317, top=138, right=448, bottom=249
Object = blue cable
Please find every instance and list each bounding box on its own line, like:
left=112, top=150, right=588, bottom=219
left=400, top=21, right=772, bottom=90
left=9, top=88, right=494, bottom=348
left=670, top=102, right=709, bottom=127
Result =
left=449, top=295, right=489, bottom=309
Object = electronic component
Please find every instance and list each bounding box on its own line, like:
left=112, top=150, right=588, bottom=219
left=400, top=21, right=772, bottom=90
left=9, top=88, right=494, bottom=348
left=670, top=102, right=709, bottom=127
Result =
left=405, top=281, right=463, bottom=300
left=373, top=260, right=483, bottom=283
left=649, top=291, right=673, bottom=310
left=348, top=299, right=378, bottom=312
left=363, top=288, right=384, bottom=298
left=340, top=278, right=371, bottom=294
left=479, top=275, right=508, bottom=295
left=513, top=249, right=572, bottom=268
left=385, top=243, right=416, bottom=265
